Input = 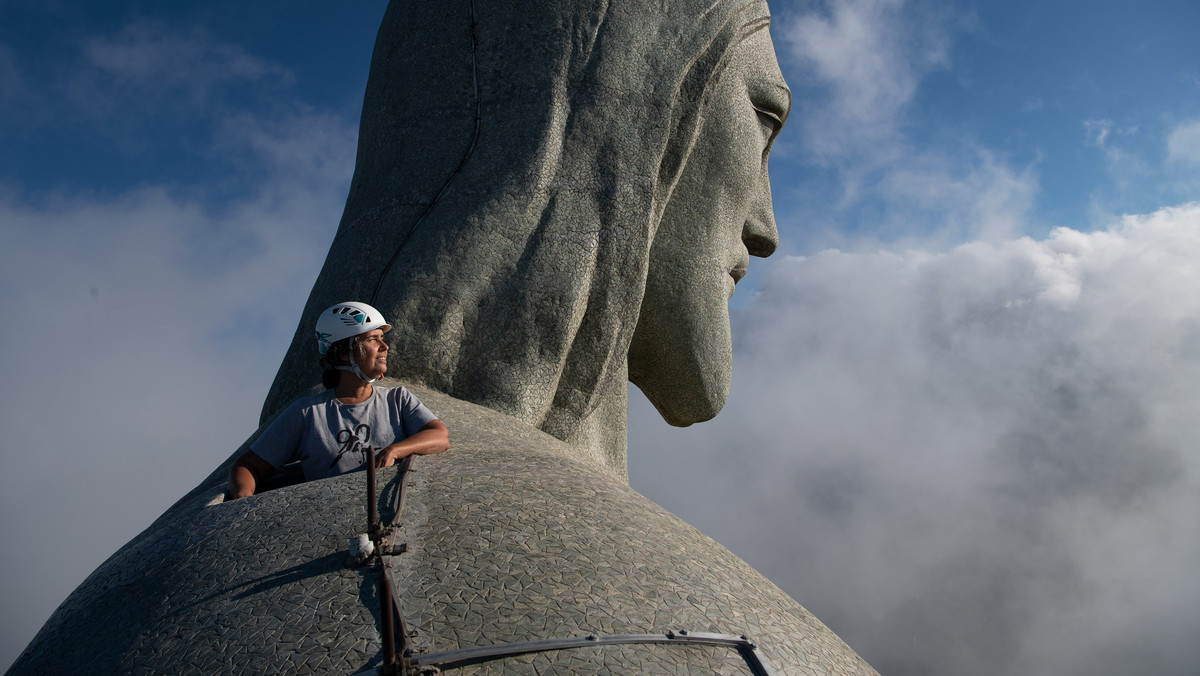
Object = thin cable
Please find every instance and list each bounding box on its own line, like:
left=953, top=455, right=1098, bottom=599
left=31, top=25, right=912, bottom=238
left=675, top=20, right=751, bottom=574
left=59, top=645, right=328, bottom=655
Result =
left=370, top=0, right=482, bottom=305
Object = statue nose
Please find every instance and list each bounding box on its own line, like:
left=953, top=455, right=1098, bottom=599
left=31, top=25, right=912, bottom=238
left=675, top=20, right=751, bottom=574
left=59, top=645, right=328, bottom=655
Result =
left=743, top=181, right=779, bottom=257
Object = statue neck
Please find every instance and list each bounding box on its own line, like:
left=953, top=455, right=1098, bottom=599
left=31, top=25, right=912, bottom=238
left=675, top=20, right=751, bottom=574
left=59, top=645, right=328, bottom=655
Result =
left=560, top=372, right=629, bottom=481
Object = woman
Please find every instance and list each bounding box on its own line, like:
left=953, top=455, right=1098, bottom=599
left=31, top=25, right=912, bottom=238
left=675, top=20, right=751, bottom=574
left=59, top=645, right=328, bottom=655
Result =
left=227, top=301, right=449, bottom=499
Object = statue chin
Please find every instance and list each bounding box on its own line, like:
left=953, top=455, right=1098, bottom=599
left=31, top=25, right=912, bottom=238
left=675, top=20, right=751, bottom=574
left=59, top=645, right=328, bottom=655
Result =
left=628, top=343, right=732, bottom=428
left=631, top=376, right=730, bottom=427
left=628, top=298, right=734, bottom=427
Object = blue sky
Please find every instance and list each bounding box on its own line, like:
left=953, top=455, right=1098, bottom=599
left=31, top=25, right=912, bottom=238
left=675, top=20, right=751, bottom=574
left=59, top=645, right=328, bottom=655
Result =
left=768, top=0, right=1199, bottom=250
left=2, top=1, right=1198, bottom=674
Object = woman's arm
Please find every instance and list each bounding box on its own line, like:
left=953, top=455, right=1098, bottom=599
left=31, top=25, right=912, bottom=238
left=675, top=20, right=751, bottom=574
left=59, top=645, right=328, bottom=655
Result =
left=375, top=420, right=450, bottom=467
left=227, top=450, right=277, bottom=499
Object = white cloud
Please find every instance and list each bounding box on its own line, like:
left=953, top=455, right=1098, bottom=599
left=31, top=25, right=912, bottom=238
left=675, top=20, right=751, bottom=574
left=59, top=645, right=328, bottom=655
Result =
left=1020, top=98, right=1044, bottom=113
left=1080, top=119, right=1161, bottom=228
left=779, top=0, right=952, bottom=160
left=1082, top=119, right=1151, bottom=198
left=0, top=107, right=355, bottom=669
left=630, top=202, right=1200, bottom=676
left=62, top=21, right=295, bottom=125
left=82, top=21, right=293, bottom=95
left=876, top=147, right=1039, bottom=242
left=1084, top=118, right=1143, bottom=164
left=0, top=14, right=366, bottom=668
left=1084, top=118, right=1114, bottom=149
left=1166, top=119, right=1200, bottom=167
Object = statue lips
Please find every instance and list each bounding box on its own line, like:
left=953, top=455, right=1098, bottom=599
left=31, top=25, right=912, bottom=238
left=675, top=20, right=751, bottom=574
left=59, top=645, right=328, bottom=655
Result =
left=731, top=261, right=749, bottom=284
left=728, top=260, right=749, bottom=299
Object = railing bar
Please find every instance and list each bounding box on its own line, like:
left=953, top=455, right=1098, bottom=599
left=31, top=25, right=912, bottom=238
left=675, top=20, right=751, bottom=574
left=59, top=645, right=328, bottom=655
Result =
left=411, top=631, right=776, bottom=674
left=382, top=566, right=410, bottom=665
left=379, top=566, right=396, bottom=674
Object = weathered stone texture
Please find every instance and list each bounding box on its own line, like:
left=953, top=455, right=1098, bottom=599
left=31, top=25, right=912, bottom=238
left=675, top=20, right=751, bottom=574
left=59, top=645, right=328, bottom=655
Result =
left=11, top=385, right=877, bottom=674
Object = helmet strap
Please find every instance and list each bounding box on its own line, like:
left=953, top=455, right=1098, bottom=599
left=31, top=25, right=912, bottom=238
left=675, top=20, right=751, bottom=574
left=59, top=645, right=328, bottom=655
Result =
left=335, top=338, right=378, bottom=384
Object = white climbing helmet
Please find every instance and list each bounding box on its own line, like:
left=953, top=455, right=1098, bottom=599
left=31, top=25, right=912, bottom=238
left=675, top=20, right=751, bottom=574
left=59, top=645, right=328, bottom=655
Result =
left=315, top=301, right=391, bottom=355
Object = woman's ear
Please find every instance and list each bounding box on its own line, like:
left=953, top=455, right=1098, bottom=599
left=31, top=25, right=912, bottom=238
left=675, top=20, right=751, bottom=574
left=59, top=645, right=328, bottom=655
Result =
left=328, top=341, right=350, bottom=366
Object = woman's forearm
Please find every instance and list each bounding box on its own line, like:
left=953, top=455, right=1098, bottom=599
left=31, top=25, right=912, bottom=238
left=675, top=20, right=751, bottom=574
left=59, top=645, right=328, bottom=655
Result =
left=226, top=450, right=276, bottom=499
left=376, top=421, right=450, bottom=466
left=228, top=463, right=258, bottom=499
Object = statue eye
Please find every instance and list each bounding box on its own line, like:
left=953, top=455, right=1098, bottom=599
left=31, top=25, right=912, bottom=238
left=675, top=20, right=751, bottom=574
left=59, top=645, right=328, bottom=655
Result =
left=747, top=79, right=790, bottom=150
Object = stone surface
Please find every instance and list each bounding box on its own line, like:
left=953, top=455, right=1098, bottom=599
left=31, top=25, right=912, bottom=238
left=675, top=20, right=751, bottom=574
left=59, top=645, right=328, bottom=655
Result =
left=11, top=385, right=877, bottom=675
left=262, top=0, right=790, bottom=475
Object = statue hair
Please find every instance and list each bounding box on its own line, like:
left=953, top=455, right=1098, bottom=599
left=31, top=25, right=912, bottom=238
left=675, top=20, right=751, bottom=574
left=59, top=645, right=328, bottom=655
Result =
left=264, top=0, right=774, bottom=452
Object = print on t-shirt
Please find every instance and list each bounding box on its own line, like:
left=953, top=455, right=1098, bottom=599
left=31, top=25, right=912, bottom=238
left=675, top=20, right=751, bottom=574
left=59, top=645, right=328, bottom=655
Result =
left=331, top=423, right=373, bottom=469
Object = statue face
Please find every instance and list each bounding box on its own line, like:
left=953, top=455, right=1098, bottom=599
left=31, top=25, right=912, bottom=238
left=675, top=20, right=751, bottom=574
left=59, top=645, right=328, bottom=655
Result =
left=629, top=26, right=790, bottom=426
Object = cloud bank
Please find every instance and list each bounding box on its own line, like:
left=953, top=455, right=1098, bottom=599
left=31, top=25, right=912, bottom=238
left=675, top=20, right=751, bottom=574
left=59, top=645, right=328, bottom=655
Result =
left=630, top=202, right=1200, bottom=676
left=0, top=22, right=356, bottom=666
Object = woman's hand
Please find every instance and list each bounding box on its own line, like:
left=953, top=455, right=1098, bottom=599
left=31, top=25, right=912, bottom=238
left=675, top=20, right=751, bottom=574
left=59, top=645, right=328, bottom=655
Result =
left=374, top=443, right=410, bottom=468
left=373, top=420, right=450, bottom=468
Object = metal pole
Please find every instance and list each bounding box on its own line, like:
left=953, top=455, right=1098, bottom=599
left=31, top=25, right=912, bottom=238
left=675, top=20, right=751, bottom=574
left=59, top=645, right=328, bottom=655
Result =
left=380, top=562, right=396, bottom=674
left=367, top=448, right=379, bottom=533
left=366, top=448, right=393, bottom=672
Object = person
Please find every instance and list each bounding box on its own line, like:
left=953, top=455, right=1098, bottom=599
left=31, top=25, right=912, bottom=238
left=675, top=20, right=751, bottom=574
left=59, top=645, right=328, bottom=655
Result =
left=260, top=0, right=789, bottom=477
left=227, top=301, right=449, bottom=499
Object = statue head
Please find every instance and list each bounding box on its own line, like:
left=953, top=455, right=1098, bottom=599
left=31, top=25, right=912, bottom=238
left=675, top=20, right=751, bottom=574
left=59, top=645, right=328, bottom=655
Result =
left=263, top=0, right=789, bottom=473
left=630, top=24, right=788, bottom=426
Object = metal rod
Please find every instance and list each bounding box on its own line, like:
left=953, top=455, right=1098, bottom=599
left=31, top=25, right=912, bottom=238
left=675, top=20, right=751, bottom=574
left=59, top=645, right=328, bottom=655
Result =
left=379, top=562, right=396, bottom=674
left=366, top=448, right=379, bottom=533
left=409, top=631, right=777, bottom=674
left=383, top=565, right=411, bottom=668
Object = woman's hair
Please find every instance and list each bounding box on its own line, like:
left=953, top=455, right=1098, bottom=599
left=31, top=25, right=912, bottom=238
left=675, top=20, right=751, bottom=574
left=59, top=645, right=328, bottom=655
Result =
left=264, top=0, right=772, bottom=442
left=318, top=337, right=368, bottom=389
left=318, top=339, right=350, bottom=390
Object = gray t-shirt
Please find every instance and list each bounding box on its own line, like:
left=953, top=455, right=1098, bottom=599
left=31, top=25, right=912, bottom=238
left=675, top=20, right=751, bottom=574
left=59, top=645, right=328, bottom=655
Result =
left=252, top=386, right=438, bottom=481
